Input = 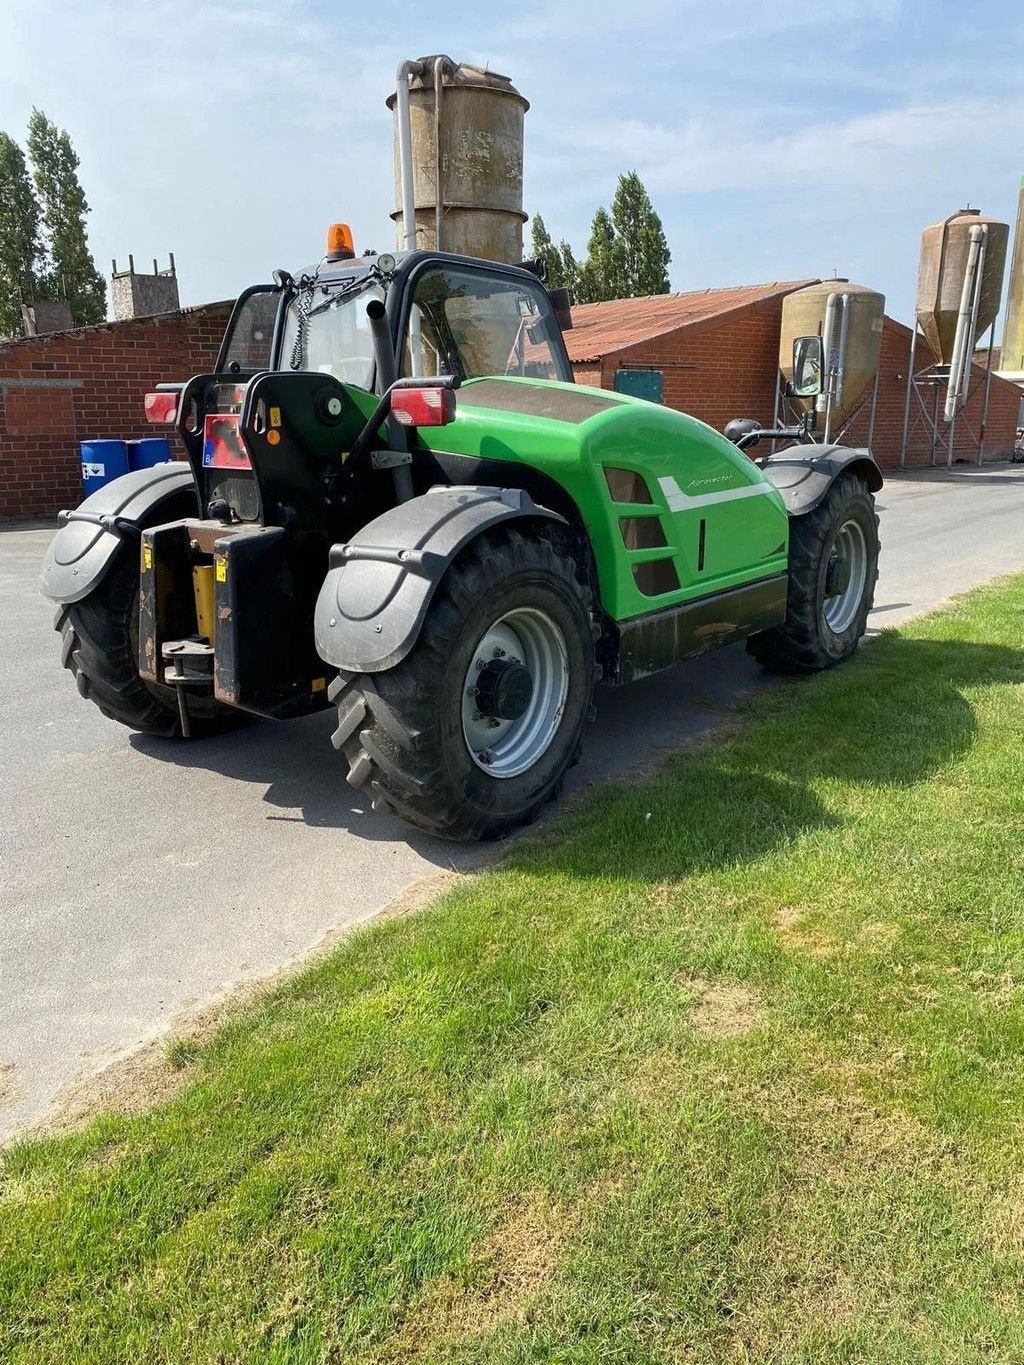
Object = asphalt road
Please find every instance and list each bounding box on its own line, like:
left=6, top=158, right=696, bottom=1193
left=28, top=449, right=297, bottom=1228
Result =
left=2, top=465, right=1023, bottom=1140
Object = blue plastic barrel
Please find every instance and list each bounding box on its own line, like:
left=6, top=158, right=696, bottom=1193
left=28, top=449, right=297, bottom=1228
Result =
left=80, top=439, right=129, bottom=498
left=126, top=436, right=173, bottom=471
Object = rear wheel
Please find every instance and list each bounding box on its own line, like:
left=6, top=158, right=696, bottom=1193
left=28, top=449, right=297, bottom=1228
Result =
left=331, top=528, right=597, bottom=841
left=747, top=471, right=879, bottom=673
left=56, top=550, right=241, bottom=738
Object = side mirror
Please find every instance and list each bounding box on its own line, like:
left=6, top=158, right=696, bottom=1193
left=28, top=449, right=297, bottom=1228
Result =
left=791, top=335, right=823, bottom=398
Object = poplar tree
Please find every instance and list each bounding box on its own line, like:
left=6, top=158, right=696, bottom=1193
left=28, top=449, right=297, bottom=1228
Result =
left=0, top=132, right=43, bottom=337
left=529, top=214, right=580, bottom=298
left=27, top=109, right=106, bottom=325
left=576, top=207, right=626, bottom=303
left=611, top=171, right=671, bottom=296
left=532, top=172, right=671, bottom=304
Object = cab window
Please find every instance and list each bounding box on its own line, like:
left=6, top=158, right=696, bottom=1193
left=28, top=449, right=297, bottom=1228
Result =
left=402, top=266, right=567, bottom=382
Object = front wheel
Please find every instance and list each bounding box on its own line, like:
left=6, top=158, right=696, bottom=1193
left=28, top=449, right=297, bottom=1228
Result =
left=331, top=528, right=597, bottom=841
left=747, top=471, right=879, bottom=673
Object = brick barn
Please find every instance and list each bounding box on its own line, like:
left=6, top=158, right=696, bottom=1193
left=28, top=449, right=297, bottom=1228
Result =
left=0, top=302, right=231, bottom=521
left=1, top=280, right=1020, bottom=521
left=565, top=282, right=1021, bottom=469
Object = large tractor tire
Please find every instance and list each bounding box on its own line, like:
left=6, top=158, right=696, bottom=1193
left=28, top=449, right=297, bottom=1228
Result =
left=330, top=528, right=597, bottom=841
left=747, top=471, right=879, bottom=674
left=56, top=548, right=241, bottom=739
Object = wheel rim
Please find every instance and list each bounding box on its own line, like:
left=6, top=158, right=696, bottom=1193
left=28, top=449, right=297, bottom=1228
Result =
left=823, top=518, right=869, bottom=634
left=461, top=607, right=569, bottom=779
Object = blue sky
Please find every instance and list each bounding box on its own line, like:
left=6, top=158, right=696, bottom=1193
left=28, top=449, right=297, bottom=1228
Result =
left=2, top=0, right=1021, bottom=323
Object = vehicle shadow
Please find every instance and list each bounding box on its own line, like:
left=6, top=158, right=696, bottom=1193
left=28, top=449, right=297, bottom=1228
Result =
left=132, top=634, right=1024, bottom=884
left=129, top=711, right=485, bottom=868
left=511, top=634, right=1024, bottom=883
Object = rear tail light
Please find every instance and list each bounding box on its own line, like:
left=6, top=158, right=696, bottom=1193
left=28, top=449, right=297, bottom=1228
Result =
left=144, top=391, right=178, bottom=424
left=390, top=386, right=456, bottom=427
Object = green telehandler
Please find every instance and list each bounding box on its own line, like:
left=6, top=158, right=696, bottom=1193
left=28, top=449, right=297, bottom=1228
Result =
left=41, top=226, right=881, bottom=840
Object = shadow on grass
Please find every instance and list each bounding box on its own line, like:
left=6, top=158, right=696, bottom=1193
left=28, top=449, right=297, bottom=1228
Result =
left=516, top=634, right=1024, bottom=883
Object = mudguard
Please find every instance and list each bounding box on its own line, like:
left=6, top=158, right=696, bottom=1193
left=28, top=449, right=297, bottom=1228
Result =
left=758, top=445, right=882, bottom=517
left=39, top=463, right=197, bottom=605
left=314, top=486, right=565, bottom=673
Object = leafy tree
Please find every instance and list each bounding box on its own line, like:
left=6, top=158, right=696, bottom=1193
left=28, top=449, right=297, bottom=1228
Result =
left=27, top=109, right=105, bottom=326
left=576, top=207, right=626, bottom=303
left=529, top=214, right=562, bottom=287
left=529, top=214, right=581, bottom=299
left=610, top=170, right=671, bottom=296
left=532, top=173, right=670, bottom=305
left=557, top=240, right=580, bottom=299
left=0, top=132, right=43, bottom=337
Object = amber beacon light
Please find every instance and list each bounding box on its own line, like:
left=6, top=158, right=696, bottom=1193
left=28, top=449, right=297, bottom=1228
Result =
left=326, top=223, right=356, bottom=261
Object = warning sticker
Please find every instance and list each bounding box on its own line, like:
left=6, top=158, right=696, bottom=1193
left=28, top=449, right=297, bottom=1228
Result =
left=142, top=543, right=153, bottom=570
left=215, top=557, right=227, bottom=583
left=82, top=462, right=105, bottom=478
left=269, top=406, right=282, bottom=428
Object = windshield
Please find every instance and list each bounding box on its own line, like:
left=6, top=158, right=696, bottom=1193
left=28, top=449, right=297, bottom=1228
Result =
left=280, top=278, right=383, bottom=388
left=402, top=266, right=566, bottom=382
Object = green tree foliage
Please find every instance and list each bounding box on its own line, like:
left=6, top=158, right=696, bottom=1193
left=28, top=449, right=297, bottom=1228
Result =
left=576, top=207, right=626, bottom=303
left=611, top=170, right=671, bottom=296
left=27, top=109, right=105, bottom=326
left=0, top=132, right=43, bottom=337
left=529, top=214, right=581, bottom=298
left=535, top=171, right=671, bottom=306
left=557, top=241, right=580, bottom=299
left=529, top=214, right=562, bottom=287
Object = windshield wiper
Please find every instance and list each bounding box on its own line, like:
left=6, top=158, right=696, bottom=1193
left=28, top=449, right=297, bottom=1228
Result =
left=305, top=274, right=377, bottom=320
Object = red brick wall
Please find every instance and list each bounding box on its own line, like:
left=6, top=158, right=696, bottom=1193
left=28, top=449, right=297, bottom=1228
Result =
left=837, top=320, right=1020, bottom=468
left=573, top=298, right=785, bottom=439
left=0, top=302, right=232, bottom=520
left=572, top=303, right=1020, bottom=469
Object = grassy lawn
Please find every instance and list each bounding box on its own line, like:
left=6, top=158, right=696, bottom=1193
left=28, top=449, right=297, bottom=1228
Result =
left=3, top=577, right=1024, bottom=1364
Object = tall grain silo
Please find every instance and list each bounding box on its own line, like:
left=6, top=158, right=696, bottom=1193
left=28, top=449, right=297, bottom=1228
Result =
left=915, top=207, right=1008, bottom=419
left=1000, top=178, right=1024, bottom=372
left=900, top=206, right=1010, bottom=466
left=388, top=57, right=528, bottom=263
left=779, top=280, right=885, bottom=438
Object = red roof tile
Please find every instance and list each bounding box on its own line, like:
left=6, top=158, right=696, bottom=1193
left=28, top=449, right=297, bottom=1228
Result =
left=564, top=281, right=817, bottom=363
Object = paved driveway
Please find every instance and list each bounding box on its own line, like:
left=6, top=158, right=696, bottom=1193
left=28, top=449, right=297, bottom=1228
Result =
left=2, top=465, right=1023, bottom=1139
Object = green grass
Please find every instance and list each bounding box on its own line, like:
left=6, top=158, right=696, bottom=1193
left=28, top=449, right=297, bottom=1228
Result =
left=4, top=578, right=1024, bottom=1364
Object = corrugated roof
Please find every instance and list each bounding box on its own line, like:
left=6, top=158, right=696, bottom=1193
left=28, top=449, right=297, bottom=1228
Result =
left=565, top=281, right=816, bottom=363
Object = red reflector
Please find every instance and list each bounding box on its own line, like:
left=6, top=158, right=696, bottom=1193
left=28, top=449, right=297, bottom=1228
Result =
left=202, top=413, right=251, bottom=470
left=390, top=386, right=456, bottom=427
left=144, top=391, right=178, bottom=424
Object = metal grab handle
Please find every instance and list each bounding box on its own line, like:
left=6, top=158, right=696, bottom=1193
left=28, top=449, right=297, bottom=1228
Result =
left=57, top=509, right=141, bottom=537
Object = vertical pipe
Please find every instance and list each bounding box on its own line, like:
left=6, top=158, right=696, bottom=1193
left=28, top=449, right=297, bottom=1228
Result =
left=944, top=224, right=984, bottom=422
left=866, top=359, right=880, bottom=452
left=834, top=293, right=851, bottom=412
left=433, top=57, right=448, bottom=252
left=978, top=320, right=997, bottom=465
left=819, top=292, right=838, bottom=441
left=395, top=60, right=423, bottom=251
left=366, top=298, right=414, bottom=503
left=899, top=322, right=918, bottom=468
left=931, top=383, right=940, bottom=466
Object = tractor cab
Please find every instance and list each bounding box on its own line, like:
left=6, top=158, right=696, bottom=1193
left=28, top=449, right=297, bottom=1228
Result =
left=217, top=234, right=571, bottom=393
